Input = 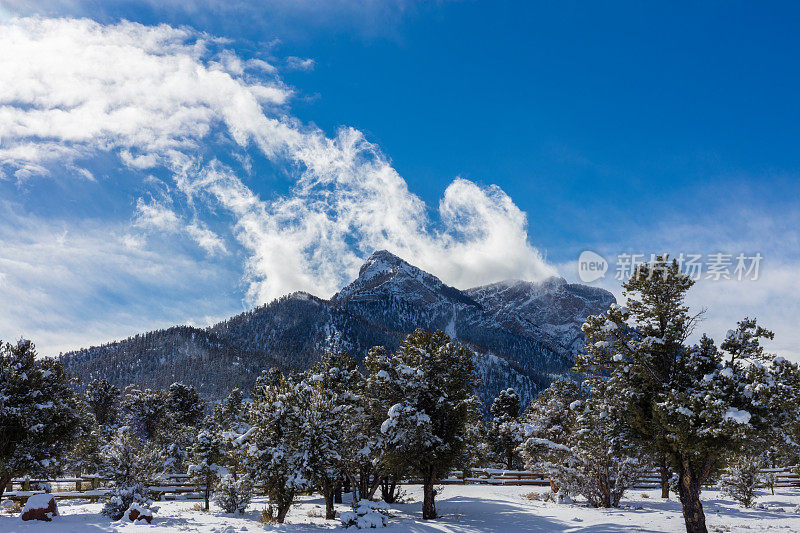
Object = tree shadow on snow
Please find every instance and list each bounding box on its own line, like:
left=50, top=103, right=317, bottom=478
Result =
left=385, top=495, right=666, bottom=533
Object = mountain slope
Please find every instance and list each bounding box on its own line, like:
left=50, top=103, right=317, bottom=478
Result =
left=333, top=251, right=571, bottom=376
left=466, top=277, right=616, bottom=356
left=61, top=250, right=615, bottom=410
left=59, top=325, right=279, bottom=397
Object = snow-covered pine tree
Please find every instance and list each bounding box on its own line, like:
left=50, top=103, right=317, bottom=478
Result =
left=102, top=426, right=164, bottom=486
left=576, top=258, right=800, bottom=533
left=188, top=429, right=225, bottom=511
left=65, top=403, right=104, bottom=476
left=100, top=427, right=163, bottom=519
left=299, top=352, right=370, bottom=518
left=297, top=386, right=341, bottom=519
left=719, top=455, right=764, bottom=508
left=518, top=379, right=583, bottom=492
left=214, top=473, right=253, bottom=514
left=243, top=368, right=307, bottom=523
left=213, top=387, right=249, bottom=434
left=452, top=399, right=490, bottom=484
left=121, top=386, right=168, bottom=442
left=166, top=382, right=206, bottom=427
left=0, top=339, right=82, bottom=500
left=84, top=378, right=121, bottom=432
left=567, top=381, right=645, bottom=507
left=488, top=388, right=523, bottom=469
left=365, top=329, right=479, bottom=519
left=213, top=387, right=251, bottom=479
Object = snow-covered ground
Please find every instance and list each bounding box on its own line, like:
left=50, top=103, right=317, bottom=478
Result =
left=3, top=485, right=800, bottom=532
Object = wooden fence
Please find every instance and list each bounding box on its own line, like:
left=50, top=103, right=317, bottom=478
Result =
left=5, top=467, right=800, bottom=503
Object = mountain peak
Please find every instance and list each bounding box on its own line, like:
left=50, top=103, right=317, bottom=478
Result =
left=333, top=250, right=475, bottom=307
left=357, top=249, right=408, bottom=279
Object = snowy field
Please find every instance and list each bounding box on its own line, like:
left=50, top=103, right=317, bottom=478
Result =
left=4, top=485, right=800, bottom=533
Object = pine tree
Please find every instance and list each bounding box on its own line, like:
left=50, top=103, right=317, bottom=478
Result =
left=84, top=378, right=121, bottom=430
left=213, top=387, right=249, bottom=434
left=102, top=426, right=164, bottom=486
left=300, top=352, right=368, bottom=519
left=100, top=427, right=162, bottom=520
left=518, top=379, right=583, bottom=492
left=720, top=455, right=764, bottom=508
left=575, top=258, right=800, bottom=533
left=188, top=430, right=225, bottom=511
left=166, top=382, right=206, bottom=427
left=213, top=387, right=251, bottom=480
left=0, top=339, right=82, bottom=500
left=365, top=329, right=479, bottom=519
left=243, top=368, right=307, bottom=523
left=65, top=404, right=104, bottom=476
left=121, top=386, right=168, bottom=442
left=488, top=388, right=523, bottom=469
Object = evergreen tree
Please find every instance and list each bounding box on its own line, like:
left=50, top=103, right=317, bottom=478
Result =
left=214, top=473, right=253, bottom=514
left=213, top=387, right=249, bottom=434
left=121, top=386, right=168, bottom=441
left=297, top=387, right=341, bottom=519
left=720, top=455, right=764, bottom=508
left=576, top=258, right=800, bottom=533
left=488, top=388, right=523, bottom=469
left=65, top=404, right=104, bottom=476
left=243, top=368, right=307, bottom=523
left=188, top=430, right=225, bottom=511
left=518, top=379, right=583, bottom=491
left=365, top=329, right=479, bottom=519
left=84, top=378, right=121, bottom=430
left=100, top=426, right=163, bottom=520
left=166, top=382, right=205, bottom=427
left=0, top=339, right=82, bottom=500
left=300, top=352, right=367, bottom=519
left=213, top=388, right=251, bottom=479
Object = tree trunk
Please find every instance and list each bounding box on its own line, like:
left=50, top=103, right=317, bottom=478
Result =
left=380, top=477, right=399, bottom=503
left=276, top=499, right=292, bottom=523
left=677, top=461, right=708, bottom=533
left=323, top=485, right=336, bottom=520
left=334, top=479, right=343, bottom=504
left=422, top=467, right=438, bottom=520
left=659, top=456, right=670, bottom=498
left=345, top=472, right=359, bottom=504
left=599, top=471, right=611, bottom=508
left=506, top=451, right=514, bottom=470
left=367, top=473, right=381, bottom=500
left=0, top=475, right=10, bottom=501
left=204, top=475, right=210, bottom=511
left=357, top=466, right=374, bottom=503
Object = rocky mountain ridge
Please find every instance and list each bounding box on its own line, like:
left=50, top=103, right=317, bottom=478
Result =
left=61, top=250, right=615, bottom=410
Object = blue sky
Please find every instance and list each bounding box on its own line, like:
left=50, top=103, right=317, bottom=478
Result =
left=0, top=1, right=798, bottom=357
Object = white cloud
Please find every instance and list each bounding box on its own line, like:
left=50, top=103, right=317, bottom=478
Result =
left=0, top=200, right=240, bottom=355
left=134, top=198, right=227, bottom=256
left=286, top=56, right=315, bottom=71
left=0, top=16, right=556, bottom=313
left=186, top=222, right=228, bottom=256
left=134, top=199, right=181, bottom=233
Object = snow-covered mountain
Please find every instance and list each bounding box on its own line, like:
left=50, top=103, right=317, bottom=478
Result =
left=62, top=250, right=614, bottom=411
left=466, top=277, right=617, bottom=356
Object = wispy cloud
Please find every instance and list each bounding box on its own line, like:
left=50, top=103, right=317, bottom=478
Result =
left=285, top=56, right=315, bottom=71
left=0, top=16, right=556, bottom=353
left=0, top=200, right=241, bottom=355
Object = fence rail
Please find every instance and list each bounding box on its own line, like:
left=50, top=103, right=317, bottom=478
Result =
left=5, top=467, right=799, bottom=503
